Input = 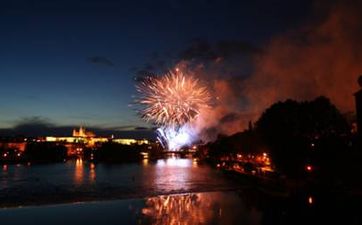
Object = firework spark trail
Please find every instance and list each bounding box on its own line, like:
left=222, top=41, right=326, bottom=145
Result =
left=136, top=71, right=210, bottom=150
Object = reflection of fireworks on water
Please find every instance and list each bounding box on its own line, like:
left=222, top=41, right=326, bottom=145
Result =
left=141, top=194, right=208, bottom=225
left=139, top=192, right=250, bottom=225
left=136, top=71, right=210, bottom=150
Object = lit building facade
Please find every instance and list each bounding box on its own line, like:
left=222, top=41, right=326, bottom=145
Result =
left=45, top=126, right=149, bottom=147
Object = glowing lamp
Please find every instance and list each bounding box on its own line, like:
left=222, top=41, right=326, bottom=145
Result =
left=308, top=196, right=313, bottom=205
left=306, top=165, right=313, bottom=172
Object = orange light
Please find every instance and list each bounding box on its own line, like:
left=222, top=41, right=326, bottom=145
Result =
left=143, top=158, right=149, bottom=166
left=306, top=165, right=313, bottom=172
left=192, top=158, right=198, bottom=167
left=89, top=163, right=96, bottom=181
left=75, top=158, right=84, bottom=184
left=308, top=196, right=313, bottom=204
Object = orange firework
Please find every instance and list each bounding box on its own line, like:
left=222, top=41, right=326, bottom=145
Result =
left=136, top=71, right=210, bottom=127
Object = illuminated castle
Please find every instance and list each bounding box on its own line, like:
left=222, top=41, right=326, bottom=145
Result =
left=45, top=126, right=149, bottom=146
left=72, top=126, right=95, bottom=138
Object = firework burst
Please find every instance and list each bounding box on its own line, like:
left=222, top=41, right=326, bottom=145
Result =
left=136, top=71, right=210, bottom=150
left=136, top=71, right=210, bottom=127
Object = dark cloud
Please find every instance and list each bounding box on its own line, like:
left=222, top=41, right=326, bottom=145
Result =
left=219, top=113, right=241, bottom=124
left=179, top=39, right=260, bottom=62
left=215, top=40, right=261, bottom=58
left=134, top=60, right=168, bottom=76
left=179, top=39, right=216, bottom=61
left=106, top=125, right=139, bottom=131
left=133, top=39, right=259, bottom=82
left=133, top=38, right=258, bottom=77
left=105, top=125, right=153, bottom=131
left=87, top=56, right=115, bottom=67
left=133, top=71, right=158, bottom=84
left=4, top=116, right=66, bottom=137
left=15, top=116, right=53, bottom=127
left=133, top=126, right=154, bottom=130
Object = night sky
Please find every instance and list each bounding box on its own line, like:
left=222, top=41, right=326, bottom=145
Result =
left=0, top=0, right=315, bottom=135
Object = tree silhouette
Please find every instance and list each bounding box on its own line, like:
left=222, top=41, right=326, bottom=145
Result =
left=256, top=96, right=349, bottom=177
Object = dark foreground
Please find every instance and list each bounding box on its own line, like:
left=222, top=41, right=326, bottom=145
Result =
left=0, top=190, right=361, bottom=225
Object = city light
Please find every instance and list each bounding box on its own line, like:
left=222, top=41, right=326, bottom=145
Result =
left=306, top=165, right=313, bottom=172
left=308, top=196, right=313, bottom=205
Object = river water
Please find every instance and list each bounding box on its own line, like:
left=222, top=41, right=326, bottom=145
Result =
left=0, top=157, right=360, bottom=225
left=0, top=157, right=238, bottom=206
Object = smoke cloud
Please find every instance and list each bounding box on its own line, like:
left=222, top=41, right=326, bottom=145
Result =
left=243, top=0, right=362, bottom=116
left=177, top=0, right=362, bottom=141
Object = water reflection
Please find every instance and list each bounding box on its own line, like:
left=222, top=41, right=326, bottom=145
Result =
left=192, top=158, right=198, bottom=166
left=1, top=164, right=9, bottom=190
left=0, top=158, right=250, bottom=209
left=154, top=157, right=198, bottom=191
left=74, top=158, right=83, bottom=185
left=0, top=159, right=360, bottom=224
left=0, top=190, right=360, bottom=225
left=75, top=159, right=97, bottom=184
left=141, top=194, right=207, bottom=225
left=156, top=158, right=194, bottom=168
left=143, top=158, right=149, bottom=166
left=139, top=192, right=261, bottom=225
left=89, top=163, right=96, bottom=182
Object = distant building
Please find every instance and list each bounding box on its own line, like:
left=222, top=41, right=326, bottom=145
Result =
left=354, top=75, right=362, bottom=135
left=43, top=126, right=149, bottom=156
left=45, top=126, right=149, bottom=147
left=113, top=138, right=148, bottom=145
